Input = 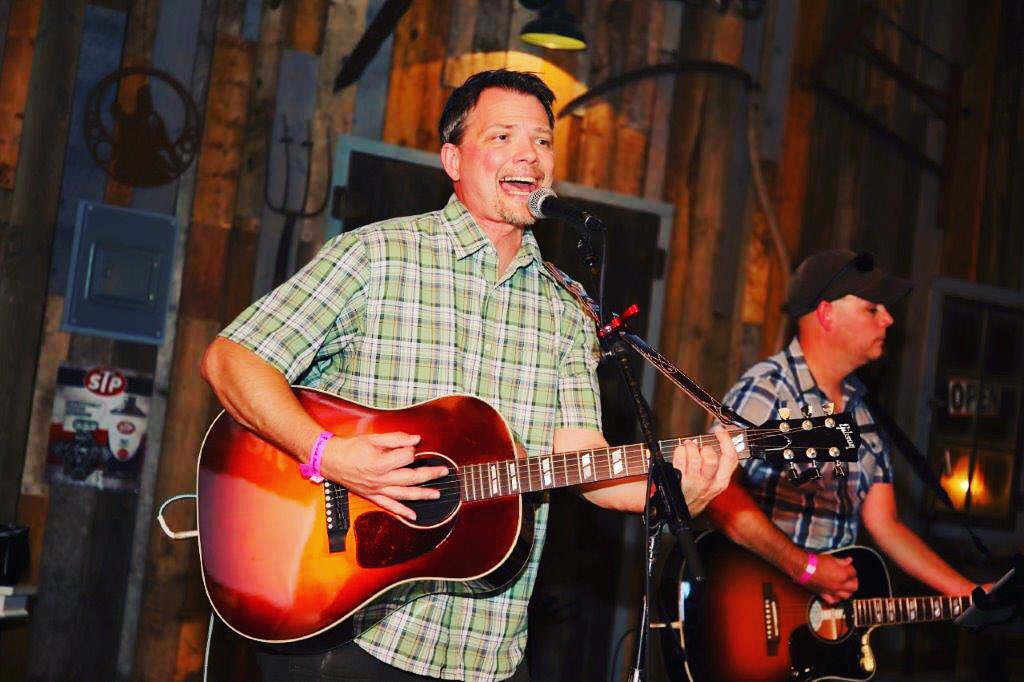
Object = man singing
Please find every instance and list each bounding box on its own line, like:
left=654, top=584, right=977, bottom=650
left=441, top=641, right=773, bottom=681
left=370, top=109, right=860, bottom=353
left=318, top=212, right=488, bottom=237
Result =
left=202, top=69, right=737, bottom=681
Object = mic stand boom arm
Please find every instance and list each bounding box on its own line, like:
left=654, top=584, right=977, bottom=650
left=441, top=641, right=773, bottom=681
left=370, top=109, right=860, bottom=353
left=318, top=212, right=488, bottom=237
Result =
left=597, top=313, right=751, bottom=682
left=561, top=225, right=753, bottom=682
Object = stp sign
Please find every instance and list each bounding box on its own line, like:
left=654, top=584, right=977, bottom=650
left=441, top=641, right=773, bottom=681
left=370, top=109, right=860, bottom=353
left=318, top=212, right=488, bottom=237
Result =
left=84, top=368, right=127, bottom=397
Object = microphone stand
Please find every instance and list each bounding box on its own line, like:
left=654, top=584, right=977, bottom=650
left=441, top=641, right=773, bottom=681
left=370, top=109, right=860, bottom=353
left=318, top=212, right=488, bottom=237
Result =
left=561, top=218, right=752, bottom=682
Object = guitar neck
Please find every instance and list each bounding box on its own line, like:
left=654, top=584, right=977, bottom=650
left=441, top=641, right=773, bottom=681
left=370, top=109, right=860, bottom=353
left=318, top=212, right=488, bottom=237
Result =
left=458, top=432, right=744, bottom=502
left=851, top=594, right=972, bottom=627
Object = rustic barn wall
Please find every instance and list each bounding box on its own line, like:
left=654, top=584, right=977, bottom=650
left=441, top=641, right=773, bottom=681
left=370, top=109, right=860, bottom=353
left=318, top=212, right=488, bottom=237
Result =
left=0, top=0, right=1022, bottom=679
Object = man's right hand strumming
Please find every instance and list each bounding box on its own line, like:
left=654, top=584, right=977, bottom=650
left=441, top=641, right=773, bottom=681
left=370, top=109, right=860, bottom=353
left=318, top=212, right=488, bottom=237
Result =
left=799, top=553, right=859, bottom=604
left=319, top=432, right=450, bottom=521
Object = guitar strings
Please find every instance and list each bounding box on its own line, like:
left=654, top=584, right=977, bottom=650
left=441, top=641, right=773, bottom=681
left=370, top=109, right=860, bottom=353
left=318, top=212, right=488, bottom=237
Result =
left=332, top=423, right=853, bottom=512
left=350, top=424, right=847, bottom=500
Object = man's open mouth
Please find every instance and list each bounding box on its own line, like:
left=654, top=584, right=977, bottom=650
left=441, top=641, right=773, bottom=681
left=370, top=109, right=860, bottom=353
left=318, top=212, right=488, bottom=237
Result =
left=499, top=175, right=540, bottom=195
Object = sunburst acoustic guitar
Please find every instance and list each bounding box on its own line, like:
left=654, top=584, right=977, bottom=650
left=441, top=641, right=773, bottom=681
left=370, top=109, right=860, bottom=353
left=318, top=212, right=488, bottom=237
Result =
left=195, top=387, right=861, bottom=649
left=665, top=532, right=975, bottom=681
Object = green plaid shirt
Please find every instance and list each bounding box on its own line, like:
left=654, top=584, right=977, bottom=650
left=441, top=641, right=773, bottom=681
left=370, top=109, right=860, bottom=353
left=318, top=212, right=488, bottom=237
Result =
left=221, top=195, right=602, bottom=680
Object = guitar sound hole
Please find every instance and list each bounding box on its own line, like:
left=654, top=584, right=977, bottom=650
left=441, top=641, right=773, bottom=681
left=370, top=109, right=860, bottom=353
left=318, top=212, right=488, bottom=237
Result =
left=807, top=598, right=854, bottom=642
left=405, top=454, right=460, bottom=527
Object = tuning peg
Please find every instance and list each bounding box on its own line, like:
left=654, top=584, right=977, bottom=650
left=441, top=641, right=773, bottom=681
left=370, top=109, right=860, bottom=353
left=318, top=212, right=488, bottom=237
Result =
left=828, top=446, right=840, bottom=458
left=806, top=462, right=823, bottom=480
left=833, top=462, right=848, bottom=479
left=787, top=462, right=801, bottom=483
left=779, top=405, right=791, bottom=420
left=822, top=401, right=835, bottom=416
left=801, top=404, right=812, bottom=418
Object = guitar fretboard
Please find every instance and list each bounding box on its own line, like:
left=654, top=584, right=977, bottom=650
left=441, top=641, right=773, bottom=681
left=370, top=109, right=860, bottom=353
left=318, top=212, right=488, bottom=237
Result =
left=852, top=594, right=971, bottom=627
left=457, top=433, right=748, bottom=502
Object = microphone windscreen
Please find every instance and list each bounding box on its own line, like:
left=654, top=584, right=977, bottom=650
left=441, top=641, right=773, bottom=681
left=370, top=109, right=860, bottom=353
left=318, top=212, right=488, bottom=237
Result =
left=527, top=187, right=556, bottom=220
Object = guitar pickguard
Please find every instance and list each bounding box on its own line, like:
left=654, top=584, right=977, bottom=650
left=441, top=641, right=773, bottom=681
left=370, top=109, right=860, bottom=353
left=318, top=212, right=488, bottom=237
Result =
left=789, top=625, right=870, bottom=682
left=354, top=513, right=456, bottom=568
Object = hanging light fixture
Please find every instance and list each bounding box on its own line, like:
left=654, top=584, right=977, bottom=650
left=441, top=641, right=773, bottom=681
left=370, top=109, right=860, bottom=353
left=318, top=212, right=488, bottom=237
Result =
left=519, top=0, right=587, bottom=51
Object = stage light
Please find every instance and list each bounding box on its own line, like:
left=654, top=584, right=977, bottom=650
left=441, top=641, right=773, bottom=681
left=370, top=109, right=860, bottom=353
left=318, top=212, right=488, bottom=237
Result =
left=519, top=1, right=587, bottom=51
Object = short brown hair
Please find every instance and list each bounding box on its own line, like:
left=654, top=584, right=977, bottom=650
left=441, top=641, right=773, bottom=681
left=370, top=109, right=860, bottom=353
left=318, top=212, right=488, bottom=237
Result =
left=438, top=69, right=555, bottom=145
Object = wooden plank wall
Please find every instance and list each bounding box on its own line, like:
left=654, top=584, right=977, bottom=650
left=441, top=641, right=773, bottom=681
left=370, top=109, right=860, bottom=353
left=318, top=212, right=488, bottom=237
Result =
left=1, top=0, right=1022, bottom=678
left=0, top=0, right=41, bottom=189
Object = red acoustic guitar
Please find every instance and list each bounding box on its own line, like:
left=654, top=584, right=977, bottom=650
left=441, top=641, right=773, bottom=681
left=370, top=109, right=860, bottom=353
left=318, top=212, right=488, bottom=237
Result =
left=196, top=388, right=861, bottom=648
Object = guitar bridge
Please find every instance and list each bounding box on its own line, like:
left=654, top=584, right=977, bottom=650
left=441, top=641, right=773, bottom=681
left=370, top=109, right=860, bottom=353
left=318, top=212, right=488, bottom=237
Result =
left=324, top=481, right=349, bottom=553
left=763, top=582, right=780, bottom=656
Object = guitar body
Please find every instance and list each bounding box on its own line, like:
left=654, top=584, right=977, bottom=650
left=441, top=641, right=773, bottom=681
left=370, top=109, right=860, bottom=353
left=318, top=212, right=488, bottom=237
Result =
left=677, top=533, right=892, bottom=682
left=195, top=385, right=862, bottom=649
left=196, top=389, right=530, bottom=647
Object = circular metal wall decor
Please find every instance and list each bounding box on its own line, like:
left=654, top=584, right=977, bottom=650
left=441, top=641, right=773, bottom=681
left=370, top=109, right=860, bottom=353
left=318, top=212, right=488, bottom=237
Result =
left=84, top=66, right=202, bottom=188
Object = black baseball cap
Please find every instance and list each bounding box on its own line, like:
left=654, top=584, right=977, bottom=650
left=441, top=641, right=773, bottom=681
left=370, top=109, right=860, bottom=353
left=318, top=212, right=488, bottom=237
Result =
left=785, top=249, right=913, bottom=318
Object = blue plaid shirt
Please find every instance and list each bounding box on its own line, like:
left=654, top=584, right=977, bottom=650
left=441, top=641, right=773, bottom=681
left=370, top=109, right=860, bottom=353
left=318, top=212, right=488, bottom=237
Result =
left=720, top=338, right=892, bottom=551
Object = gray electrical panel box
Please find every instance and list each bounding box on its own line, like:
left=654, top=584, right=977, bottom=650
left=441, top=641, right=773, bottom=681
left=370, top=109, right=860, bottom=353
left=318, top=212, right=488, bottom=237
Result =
left=62, top=201, right=177, bottom=344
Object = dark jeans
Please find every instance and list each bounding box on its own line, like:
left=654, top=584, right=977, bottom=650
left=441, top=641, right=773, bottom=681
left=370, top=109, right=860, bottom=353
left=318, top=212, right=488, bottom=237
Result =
left=254, top=641, right=531, bottom=682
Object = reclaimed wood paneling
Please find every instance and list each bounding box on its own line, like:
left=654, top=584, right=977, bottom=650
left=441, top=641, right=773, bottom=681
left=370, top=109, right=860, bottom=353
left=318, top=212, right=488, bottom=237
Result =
left=733, top=0, right=799, bottom=370
left=288, top=0, right=328, bottom=54
left=939, top=0, right=1001, bottom=280
left=0, top=492, right=47, bottom=680
left=233, top=3, right=287, bottom=224
left=19, top=295, right=71, bottom=496
left=975, top=0, right=1024, bottom=289
left=251, top=47, right=319, bottom=296
left=0, top=0, right=41, bottom=188
left=673, top=13, right=745, bottom=435
left=351, top=0, right=395, bottom=139
left=382, top=0, right=453, bottom=151
left=104, top=0, right=161, bottom=206
left=119, top=0, right=220, bottom=677
left=295, top=0, right=372, bottom=258
left=190, top=36, right=255, bottom=231
left=0, top=1, right=12, bottom=74
left=609, top=0, right=659, bottom=196
left=227, top=4, right=288, bottom=314
left=655, top=5, right=745, bottom=434
left=25, top=485, right=98, bottom=679
left=0, top=0, right=86, bottom=523
left=572, top=0, right=617, bottom=189
left=132, top=2, right=252, bottom=677
left=131, top=0, right=205, bottom=214
left=133, top=317, right=221, bottom=682
left=322, top=0, right=372, bottom=137
left=757, top=0, right=828, bottom=355
left=51, top=5, right=128, bottom=293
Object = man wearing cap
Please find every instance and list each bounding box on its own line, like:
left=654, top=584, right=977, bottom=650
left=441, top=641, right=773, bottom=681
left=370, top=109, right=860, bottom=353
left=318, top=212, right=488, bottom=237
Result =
left=706, top=249, right=978, bottom=604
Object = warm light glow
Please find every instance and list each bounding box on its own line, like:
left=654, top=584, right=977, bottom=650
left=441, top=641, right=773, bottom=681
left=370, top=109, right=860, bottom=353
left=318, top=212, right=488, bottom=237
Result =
left=939, top=452, right=989, bottom=509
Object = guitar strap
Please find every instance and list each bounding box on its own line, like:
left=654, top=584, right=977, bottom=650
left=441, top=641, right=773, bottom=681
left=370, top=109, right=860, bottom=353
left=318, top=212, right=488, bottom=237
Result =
left=541, top=261, right=749, bottom=427
left=862, top=392, right=993, bottom=561
left=541, top=260, right=602, bottom=325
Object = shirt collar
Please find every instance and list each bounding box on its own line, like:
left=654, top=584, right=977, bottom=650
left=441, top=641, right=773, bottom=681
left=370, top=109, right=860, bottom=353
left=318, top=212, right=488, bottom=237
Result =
left=787, top=337, right=866, bottom=404
left=441, top=194, right=546, bottom=275
left=442, top=195, right=491, bottom=259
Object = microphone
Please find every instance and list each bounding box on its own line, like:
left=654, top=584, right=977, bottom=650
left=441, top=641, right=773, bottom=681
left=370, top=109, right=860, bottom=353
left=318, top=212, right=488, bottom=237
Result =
left=527, top=188, right=604, bottom=231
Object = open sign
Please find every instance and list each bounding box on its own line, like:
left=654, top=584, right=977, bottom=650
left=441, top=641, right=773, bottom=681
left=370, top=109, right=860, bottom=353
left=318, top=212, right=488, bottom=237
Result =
left=947, top=378, right=1000, bottom=417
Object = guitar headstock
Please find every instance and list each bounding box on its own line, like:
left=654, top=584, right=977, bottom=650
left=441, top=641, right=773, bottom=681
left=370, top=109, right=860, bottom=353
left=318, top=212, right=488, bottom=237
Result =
left=746, top=410, right=862, bottom=474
